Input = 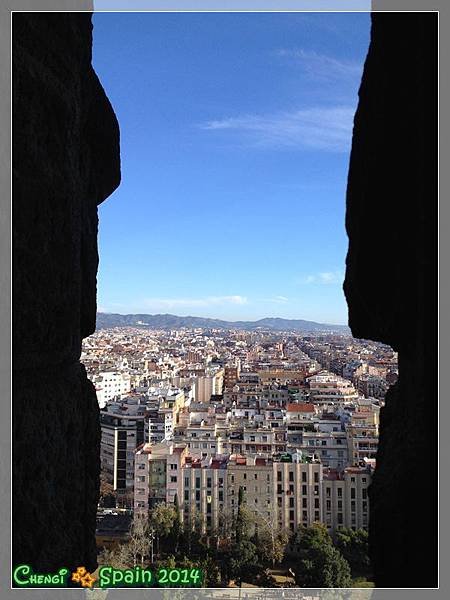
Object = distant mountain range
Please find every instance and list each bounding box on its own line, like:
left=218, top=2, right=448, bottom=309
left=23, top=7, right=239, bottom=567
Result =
left=96, top=312, right=350, bottom=334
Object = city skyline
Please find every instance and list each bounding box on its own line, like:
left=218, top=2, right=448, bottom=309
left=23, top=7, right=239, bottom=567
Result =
left=92, top=12, right=370, bottom=325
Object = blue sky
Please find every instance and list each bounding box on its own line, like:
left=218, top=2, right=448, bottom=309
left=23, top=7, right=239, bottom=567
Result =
left=92, top=12, right=370, bottom=325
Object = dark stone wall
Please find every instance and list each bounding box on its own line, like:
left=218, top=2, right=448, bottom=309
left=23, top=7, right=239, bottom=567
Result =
left=344, top=13, right=437, bottom=587
left=13, top=13, right=120, bottom=571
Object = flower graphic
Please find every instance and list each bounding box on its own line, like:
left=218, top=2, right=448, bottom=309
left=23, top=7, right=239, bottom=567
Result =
left=80, top=572, right=96, bottom=588
left=71, top=566, right=96, bottom=588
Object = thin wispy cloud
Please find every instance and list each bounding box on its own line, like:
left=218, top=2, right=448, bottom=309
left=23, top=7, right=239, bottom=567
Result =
left=297, top=271, right=344, bottom=285
left=263, top=295, right=289, bottom=304
left=142, top=296, right=248, bottom=310
left=199, top=106, right=354, bottom=152
left=275, top=48, right=363, bottom=82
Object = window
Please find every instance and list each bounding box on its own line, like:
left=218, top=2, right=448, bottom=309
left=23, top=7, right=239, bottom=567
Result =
left=170, top=476, right=177, bottom=483
left=196, top=477, right=200, bottom=488
left=326, top=487, right=331, bottom=498
left=351, top=488, right=356, bottom=499
left=302, top=498, right=307, bottom=508
left=314, top=498, right=320, bottom=509
left=362, top=488, right=367, bottom=499
left=184, top=490, right=189, bottom=501
left=289, top=510, right=295, bottom=521
left=289, top=497, right=294, bottom=508
left=170, top=464, right=177, bottom=470
left=207, top=477, right=212, bottom=489
left=277, top=472, right=282, bottom=482
left=277, top=484, right=283, bottom=494
left=185, top=476, right=189, bottom=487
left=254, top=473, right=258, bottom=480
left=337, top=488, right=343, bottom=498
left=302, top=472, right=307, bottom=483
left=289, top=471, right=294, bottom=482
left=302, top=485, right=307, bottom=495
left=314, top=472, right=319, bottom=483
left=243, top=473, right=247, bottom=480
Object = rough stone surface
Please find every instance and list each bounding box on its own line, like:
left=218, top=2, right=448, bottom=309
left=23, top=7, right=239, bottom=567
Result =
left=13, top=13, right=120, bottom=572
left=344, top=13, right=437, bottom=587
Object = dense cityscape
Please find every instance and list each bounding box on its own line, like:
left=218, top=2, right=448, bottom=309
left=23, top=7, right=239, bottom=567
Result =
left=82, top=322, right=397, bottom=587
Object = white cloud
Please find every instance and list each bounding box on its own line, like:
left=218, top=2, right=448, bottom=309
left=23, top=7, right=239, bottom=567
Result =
left=264, top=295, right=289, bottom=304
left=297, top=271, right=344, bottom=285
left=199, top=106, right=354, bottom=152
left=142, top=295, right=248, bottom=310
left=275, top=48, right=363, bottom=81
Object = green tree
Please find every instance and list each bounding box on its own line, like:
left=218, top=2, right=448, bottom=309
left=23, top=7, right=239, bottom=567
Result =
left=235, top=487, right=253, bottom=544
left=292, top=523, right=352, bottom=588
left=334, top=528, right=371, bottom=578
left=216, top=507, right=234, bottom=543
left=179, top=507, right=208, bottom=558
left=149, top=502, right=176, bottom=556
left=198, top=555, right=221, bottom=587
left=227, top=540, right=263, bottom=586
left=171, top=494, right=183, bottom=554
left=257, top=527, right=290, bottom=566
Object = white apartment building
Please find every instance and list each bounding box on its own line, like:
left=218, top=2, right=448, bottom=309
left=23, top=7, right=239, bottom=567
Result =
left=194, top=368, right=224, bottom=403
left=296, top=430, right=349, bottom=470
left=307, top=371, right=359, bottom=404
left=134, top=447, right=372, bottom=537
left=93, top=370, right=131, bottom=408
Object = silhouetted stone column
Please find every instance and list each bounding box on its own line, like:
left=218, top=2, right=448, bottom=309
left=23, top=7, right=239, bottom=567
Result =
left=344, top=12, right=437, bottom=588
left=13, top=12, right=120, bottom=571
